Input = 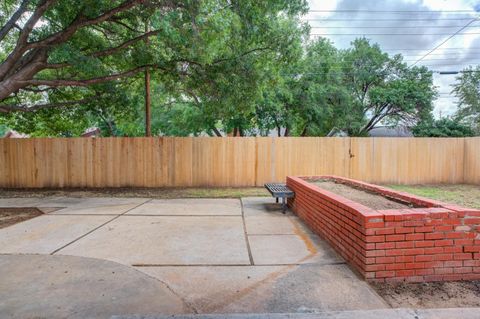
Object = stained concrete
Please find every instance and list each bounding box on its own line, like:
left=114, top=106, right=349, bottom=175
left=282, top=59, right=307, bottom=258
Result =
left=248, top=234, right=317, bottom=265
left=218, top=263, right=388, bottom=313
left=125, top=198, right=241, bottom=216
left=0, top=254, right=189, bottom=319
left=137, top=265, right=286, bottom=313
left=0, top=195, right=390, bottom=317
left=58, top=215, right=251, bottom=265
left=0, top=214, right=114, bottom=254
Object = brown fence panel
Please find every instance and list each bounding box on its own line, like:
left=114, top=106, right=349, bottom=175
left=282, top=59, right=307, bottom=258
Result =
left=0, top=137, right=477, bottom=188
left=465, top=137, right=480, bottom=184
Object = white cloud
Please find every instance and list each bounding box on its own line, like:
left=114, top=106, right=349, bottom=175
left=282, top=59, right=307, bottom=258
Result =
left=305, top=0, right=480, bottom=118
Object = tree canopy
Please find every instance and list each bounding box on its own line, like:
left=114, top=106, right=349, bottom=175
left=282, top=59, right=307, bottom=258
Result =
left=413, top=117, right=474, bottom=137
left=0, top=1, right=446, bottom=137
left=453, top=65, right=480, bottom=133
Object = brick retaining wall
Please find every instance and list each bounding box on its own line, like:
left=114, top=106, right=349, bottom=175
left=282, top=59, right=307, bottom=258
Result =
left=287, top=175, right=480, bottom=282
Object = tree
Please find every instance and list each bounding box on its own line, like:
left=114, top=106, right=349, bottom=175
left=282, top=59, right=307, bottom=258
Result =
left=453, top=65, right=480, bottom=132
left=341, top=38, right=436, bottom=136
left=412, top=117, right=475, bottom=137
left=0, top=0, right=307, bottom=134
left=0, top=0, right=308, bottom=114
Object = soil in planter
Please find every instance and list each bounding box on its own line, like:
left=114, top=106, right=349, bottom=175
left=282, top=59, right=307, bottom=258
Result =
left=311, top=180, right=412, bottom=210
left=0, top=208, right=43, bottom=229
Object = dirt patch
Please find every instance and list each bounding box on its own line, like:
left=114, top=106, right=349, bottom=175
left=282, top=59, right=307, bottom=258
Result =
left=0, top=187, right=268, bottom=199
left=0, top=208, right=43, bottom=229
left=372, top=281, right=480, bottom=308
left=311, top=180, right=412, bottom=210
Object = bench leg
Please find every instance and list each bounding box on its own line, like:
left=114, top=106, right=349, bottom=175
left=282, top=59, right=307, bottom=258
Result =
left=282, top=197, right=286, bottom=214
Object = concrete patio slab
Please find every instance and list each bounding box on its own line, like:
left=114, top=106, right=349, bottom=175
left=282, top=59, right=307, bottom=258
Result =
left=248, top=234, right=315, bottom=265
left=50, top=203, right=141, bottom=215
left=244, top=215, right=296, bottom=235
left=0, top=214, right=114, bottom=254
left=137, top=265, right=285, bottom=313
left=242, top=197, right=291, bottom=217
left=219, top=263, right=388, bottom=313
left=125, top=198, right=241, bottom=215
left=58, top=216, right=250, bottom=265
left=0, top=254, right=189, bottom=319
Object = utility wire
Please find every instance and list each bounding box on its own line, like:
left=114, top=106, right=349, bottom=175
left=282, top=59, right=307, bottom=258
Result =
left=307, top=9, right=480, bottom=13
left=309, top=26, right=480, bottom=28
left=304, top=18, right=478, bottom=21
left=410, top=18, right=479, bottom=66
left=310, top=32, right=480, bottom=36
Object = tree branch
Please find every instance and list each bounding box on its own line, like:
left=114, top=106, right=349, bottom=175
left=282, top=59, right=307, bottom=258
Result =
left=23, top=65, right=152, bottom=87
left=27, top=0, right=142, bottom=49
left=0, top=0, right=31, bottom=42
left=0, top=98, right=93, bottom=112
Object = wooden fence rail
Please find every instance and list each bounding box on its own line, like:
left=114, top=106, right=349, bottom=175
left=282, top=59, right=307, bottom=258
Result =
left=0, top=137, right=479, bottom=188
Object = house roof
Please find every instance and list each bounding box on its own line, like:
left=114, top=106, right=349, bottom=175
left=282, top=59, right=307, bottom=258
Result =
left=368, top=126, right=413, bottom=137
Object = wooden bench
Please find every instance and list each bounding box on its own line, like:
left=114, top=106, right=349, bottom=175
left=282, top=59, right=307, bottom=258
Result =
left=264, top=183, right=294, bottom=214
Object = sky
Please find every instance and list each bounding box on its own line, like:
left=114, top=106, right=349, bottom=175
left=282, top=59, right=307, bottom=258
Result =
left=304, top=0, right=480, bottom=118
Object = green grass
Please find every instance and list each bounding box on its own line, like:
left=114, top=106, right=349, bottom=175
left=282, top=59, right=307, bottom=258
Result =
left=388, top=184, right=480, bottom=209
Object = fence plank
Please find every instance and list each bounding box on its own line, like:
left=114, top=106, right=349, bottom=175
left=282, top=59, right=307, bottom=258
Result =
left=0, top=137, right=477, bottom=188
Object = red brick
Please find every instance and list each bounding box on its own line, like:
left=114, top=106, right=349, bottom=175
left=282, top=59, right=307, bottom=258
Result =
left=405, top=233, right=424, bottom=241
left=416, top=255, right=434, bottom=262
left=405, top=262, right=425, bottom=269
left=376, top=242, right=395, bottom=249
left=376, top=271, right=395, bottom=278
left=434, top=254, right=453, bottom=261
left=375, top=228, right=396, bottom=235
left=444, top=260, right=463, bottom=267
left=455, top=253, right=473, bottom=260
left=365, top=235, right=385, bottom=243
left=464, top=246, right=480, bottom=253
left=415, top=241, right=435, bottom=248
left=396, top=256, right=414, bottom=263
left=396, top=241, right=414, bottom=249
left=425, top=233, right=444, bottom=240
left=435, top=240, right=453, bottom=247
left=415, top=226, right=434, bottom=233
left=376, top=256, right=395, bottom=264
left=386, top=234, right=405, bottom=242
left=396, top=227, right=415, bottom=234
left=395, top=270, right=415, bottom=277
left=386, top=263, right=405, bottom=271
left=435, top=267, right=453, bottom=275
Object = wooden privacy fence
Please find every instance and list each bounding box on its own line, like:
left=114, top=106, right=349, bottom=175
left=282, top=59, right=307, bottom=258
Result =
left=0, top=137, right=479, bottom=188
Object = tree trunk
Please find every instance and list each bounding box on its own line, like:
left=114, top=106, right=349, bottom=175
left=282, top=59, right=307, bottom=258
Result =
left=284, top=127, right=289, bottom=137
left=300, top=126, right=307, bottom=136
left=212, top=127, right=222, bottom=137
left=144, top=21, right=151, bottom=137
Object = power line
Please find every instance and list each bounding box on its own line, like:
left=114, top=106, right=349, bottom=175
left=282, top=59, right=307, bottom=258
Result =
left=307, top=9, right=479, bottom=13
left=309, top=25, right=480, bottom=28
left=310, top=32, right=480, bottom=36
left=383, top=47, right=480, bottom=50
left=411, top=18, right=479, bottom=66
left=304, top=18, right=478, bottom=21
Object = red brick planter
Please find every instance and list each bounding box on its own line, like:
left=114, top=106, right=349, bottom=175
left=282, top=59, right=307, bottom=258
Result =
left=287, top=175, right=480, bottom=282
